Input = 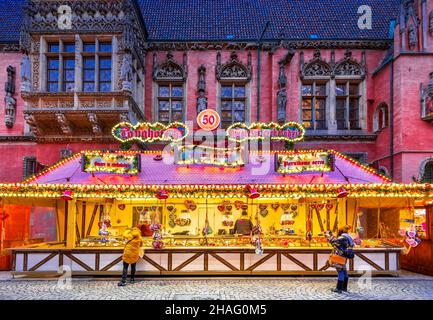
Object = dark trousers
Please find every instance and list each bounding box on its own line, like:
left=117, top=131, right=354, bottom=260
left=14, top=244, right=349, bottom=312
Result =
left=121, top=262, right=136, bottom=282
left=337, top=265, right=348, bottom=281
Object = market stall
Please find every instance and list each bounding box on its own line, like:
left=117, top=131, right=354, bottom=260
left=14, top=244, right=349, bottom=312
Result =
left=0, top=149, right=431, bottom=277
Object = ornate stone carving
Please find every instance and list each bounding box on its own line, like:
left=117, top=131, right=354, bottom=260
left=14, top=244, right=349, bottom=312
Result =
left=153, top=51, right=187, bottom=81
left=55, top=113, right=73, bottom=135
left=197, top=65, right=207, bottom=113
left=216, top=51, right=252, bottom=81
left=420, top=71, right=433, bottom=119
left=4, top=66, right=17, bottom=128
left=24, top=114, right=40, bottom=135
left=0, top=44, right=20, bottom=52
left=120, top=53, right=133, bottom=92
left=300, top=50, right=332, bottom=78
left=334, top=50, right=366, bottom=78
left=401, top=0, right=420, bottom=49
left=20, top=55, right=32, bottom=93
left=276, top=50, right=294, bottom=123
left=60, top=149, right=73, bottom=159
left=87, top=112, right=102, bottom=135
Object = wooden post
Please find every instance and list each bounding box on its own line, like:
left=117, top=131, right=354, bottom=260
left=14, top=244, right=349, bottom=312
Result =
left=66, top=200, right=77, bottom=248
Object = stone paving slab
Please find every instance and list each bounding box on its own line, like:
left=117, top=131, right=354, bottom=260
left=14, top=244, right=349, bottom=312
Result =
left=1, top=277, right=433, bottom=300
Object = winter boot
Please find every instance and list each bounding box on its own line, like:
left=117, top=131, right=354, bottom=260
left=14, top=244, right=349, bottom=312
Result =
left=342, top=278, right=349, bottom=292
left=117, top=280, right=127, bottom=287
left=129, top=277, right=135, bottom=284
left=332, top=280, right=343, bottom=293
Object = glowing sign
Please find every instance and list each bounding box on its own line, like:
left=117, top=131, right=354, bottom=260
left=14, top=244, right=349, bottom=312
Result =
left=112, top=122, right=189, bottom=143
left=197, top=109, right=221, bottom=131
left=82, top=152, right=141, bottom=175
left=227, top=122, right=305, bottom=143
left=275, top=152, right=334, bottom=174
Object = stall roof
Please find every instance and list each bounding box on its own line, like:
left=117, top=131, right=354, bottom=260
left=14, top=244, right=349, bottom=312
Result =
left=25, top=150, right=390, bottom=186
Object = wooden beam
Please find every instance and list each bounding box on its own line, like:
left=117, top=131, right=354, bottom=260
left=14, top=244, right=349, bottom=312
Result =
left=142, top=255, right=167, bottom=272
left=66, top=200, right=77, bottom=248
left=173, top=253, right=202, bottom=271
left=86, top=205, right=99, bottom=237
left=282, top=253, right=313, bottom=271
left=81, top=202, right=86, bottom=239
left=100, top=256, right=123, bottom=272
left=356, top=252, right=384, bottom=271
left=65, top=253, right=93, bottom=271
left=246, top=253, right=275, bottom=271
left=29, top=253, right=58, bottom=272
left=209, top=253, right=239, bottom=271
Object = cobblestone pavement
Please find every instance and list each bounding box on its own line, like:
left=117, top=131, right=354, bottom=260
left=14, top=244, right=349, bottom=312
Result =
left=1, top=273, right=433, bottom=300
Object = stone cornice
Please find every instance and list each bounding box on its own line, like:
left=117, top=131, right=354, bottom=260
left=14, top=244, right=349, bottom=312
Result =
left=145, top=40, right=393, bottom=51
left=0, top=43, right=21, bottom=52
left=304, top=134, right=377, bottom=141
left=0, top=135, right=36, bottom=142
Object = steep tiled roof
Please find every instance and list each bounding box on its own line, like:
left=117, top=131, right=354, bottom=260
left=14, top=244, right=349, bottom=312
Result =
left=0, top=0, right=26, bottom=43
left=0, top=0, right=401, bottom=43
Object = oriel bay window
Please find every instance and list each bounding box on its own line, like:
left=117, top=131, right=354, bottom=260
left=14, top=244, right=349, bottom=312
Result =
left=221, top=84, right=247, bottom=129
left=157, top=84, right=184, bottom=123
left=301, top=82, right=327, bottom=130
left=336, top=82, right=361, bottom=130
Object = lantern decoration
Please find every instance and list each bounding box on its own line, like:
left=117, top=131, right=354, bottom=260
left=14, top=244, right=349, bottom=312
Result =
left=156, top=189, right=169, bottom=200
left=61, top=189, right=73, bottom=201
left=337, top=187, right=349, bottom=198
left=247, top=185, right=260, bottom=199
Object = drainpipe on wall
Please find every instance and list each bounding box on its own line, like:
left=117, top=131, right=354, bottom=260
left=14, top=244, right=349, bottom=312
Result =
left=390, top=59, right=395, bottom=180
left=256, top=21, right=270, bottom=122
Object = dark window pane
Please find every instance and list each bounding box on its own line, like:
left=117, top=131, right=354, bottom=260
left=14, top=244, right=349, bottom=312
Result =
left=171, top=101, right=183, bottom=111
left=48, top=70, right=59, bottom=81
left=99, top=42, right=112, bottom=52
left=336, top=99, right=346, bottom=110
left=233, top=101, right=245, bottom=111
left=64, top=59, right=75, bottom=69
left=64, top=82, right=75, bottom=92
left=221, top=101, right=232, bottom=111
left=159, top=112, right=169, bottom=122
left=84, top=83, right=95, bottom=92
left=159, top=87, right=170, bottom=97
left=171, top=86, right=183, bottom=97
left=99, top=82, right=111, bottom=92
left=349, top=84, right=359, bottom=96
left=83, top=58, right=95, bottom=68
left=48, top=43, right=59, bottom=53
left=172, top=112, right=183, bottom=122
left=63, top=43, right=75, bottom=53
left=83, top=43, right=95, bottom=52
left=316, top=121, right=326, bottom=130
left=316, top=110, right=326, bottom=120
left=221, top=86, right=232, bottom=98
left=234, top=86, right=245, bottom=98
left=302, top=110, right=312, bottom=121
left=315, top=85, right=326, bottom=96
left=234, top=111, right=245, bottom=122
left=336, top=85, right=346, bottom=96
left=84, top=70, right=95, bottom=81
left=48, top=59, right=59, bottom=69
left=64, top=70, right=75, bottom=82
left=48, top=83, right=59, bottom=92
left=315, top=99, right=326, bottom=110
left=99, top=70, right=111, bottom=81
left=302, top=85, right=312, bottom=96
left=99, top=58, right=112, bottom=69
left=159, top=101, right=170, bottom=111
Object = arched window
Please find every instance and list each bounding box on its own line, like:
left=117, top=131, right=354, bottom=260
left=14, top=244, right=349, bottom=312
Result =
left=423, top=161, right=433, bottom=182
left=373, top=103, right=389, bottom=132
left=378, top=166, right=389, bottom=177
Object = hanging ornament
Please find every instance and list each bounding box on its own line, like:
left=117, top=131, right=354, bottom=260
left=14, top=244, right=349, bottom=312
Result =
left=222, top=215, right=234, bottom=227
left=271, top=203, right=280, bottom=211
left=117, top=204, right=126, bottom=211
left=234, top=201, right=244, bottom=210
left=61, top=189, right=73, bottom=201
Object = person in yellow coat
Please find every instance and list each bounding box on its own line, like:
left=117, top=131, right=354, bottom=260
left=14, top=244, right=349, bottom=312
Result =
left=118, top=227, right=143, bottom=286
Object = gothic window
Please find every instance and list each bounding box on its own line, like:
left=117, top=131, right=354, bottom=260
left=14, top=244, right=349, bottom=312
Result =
left=422, top=161, right=433, bottom=183
left=378, top=166, right=389, bottom=177
left=373, top=103, right=389, bottom=132
left=301, top=82, right=327, bottom=130
left=220, top=84, right=247, bottom=129
left=157, top=84, right=184, bottom=123
left=23, top=156, right=37, bottom=178
left=336, top=82, right=361, bottom=130
left=46, top=41, right=75, bottom=92
left=82, top=40, right=112, bottom=92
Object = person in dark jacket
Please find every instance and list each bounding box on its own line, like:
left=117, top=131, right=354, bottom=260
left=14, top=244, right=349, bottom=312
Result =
left=325, top=225, right=355, bottom=293
left=234, top=211, right=253, bottom=235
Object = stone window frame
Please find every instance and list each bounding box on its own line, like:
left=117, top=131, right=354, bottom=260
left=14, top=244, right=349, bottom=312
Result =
left=38, top=35, right=119, bottom=94
left=373, top=102, right=389, bottom=133
left=23, top=156, right=37, bottom=179
left=299, top=50, right=367, bottom=134
left=218, top=81, right=250, bottom=129
left=300, top=80, right=329, bottom=131
left=335, top=80, right=362, bottom=131
left=154, top=81, right=186, bottom=124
